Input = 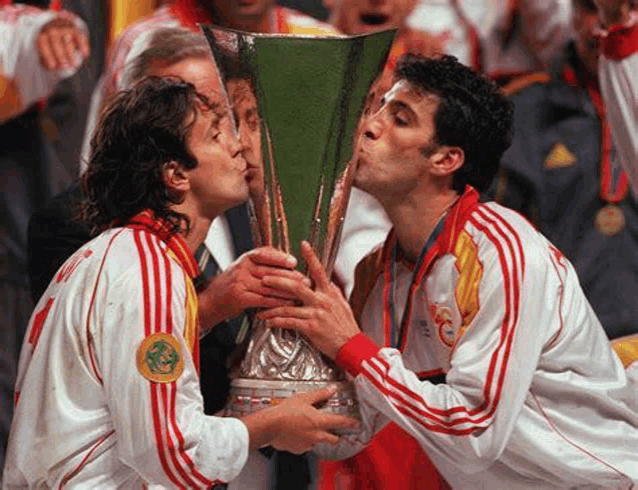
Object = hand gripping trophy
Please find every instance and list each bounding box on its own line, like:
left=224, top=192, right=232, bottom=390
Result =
left=201, top=25, right=395, bottom=424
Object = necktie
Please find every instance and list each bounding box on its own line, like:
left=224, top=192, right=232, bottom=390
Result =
left=196, top=244, right=219, bottom=281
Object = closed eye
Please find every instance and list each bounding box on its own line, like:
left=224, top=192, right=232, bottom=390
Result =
left=245, top=109, right=260, bottom=132
left=393, top=111, right=409, bottom=126
left=389, top=101, right=413, bottom=127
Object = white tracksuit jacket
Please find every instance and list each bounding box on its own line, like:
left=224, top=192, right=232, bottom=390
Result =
left=3, top=212, right=248, bottom=488
left=324, top=187, right=638, bottom=489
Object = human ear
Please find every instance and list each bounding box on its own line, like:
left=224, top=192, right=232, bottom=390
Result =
left=430, top=147, right=464, bottom=178
left=162, top=160, right=190, bottom=195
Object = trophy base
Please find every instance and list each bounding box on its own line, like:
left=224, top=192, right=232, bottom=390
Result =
left=226, top=378, right=360, bottom=434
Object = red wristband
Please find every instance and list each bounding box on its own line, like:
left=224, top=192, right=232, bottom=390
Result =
left=335, top=332, right=381, bottom=377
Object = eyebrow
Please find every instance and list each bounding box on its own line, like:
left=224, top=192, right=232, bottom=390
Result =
left=388, top=99, right=417, bottom=121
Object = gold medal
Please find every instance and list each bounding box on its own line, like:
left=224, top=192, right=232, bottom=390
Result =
left=595, top=204, right=625, bottom=236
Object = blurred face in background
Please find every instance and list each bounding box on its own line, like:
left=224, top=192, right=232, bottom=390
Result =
left=209, top=0, right=275, bottom=30
left=227, top=78, right=265, bottom=202
left=326, top=0, right=418, bottom=34
left=572, top=0, right=600, bottom=78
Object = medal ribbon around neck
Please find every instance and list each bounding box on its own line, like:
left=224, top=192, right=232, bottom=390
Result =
left=383, top=214, right=448, bottom=351
left=562, top=66, right=629, bottom=204
left=587, top=86, right=629, bottom=204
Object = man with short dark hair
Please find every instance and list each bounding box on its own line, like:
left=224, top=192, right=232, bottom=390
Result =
left=4, top=75, right=356, bottom=487
left=259, top=54, right=638, bottom=488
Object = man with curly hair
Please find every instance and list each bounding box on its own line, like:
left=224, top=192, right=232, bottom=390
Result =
left=3, top=76, right=357, bottom=487
left=259, top=54, right=638, bottom=488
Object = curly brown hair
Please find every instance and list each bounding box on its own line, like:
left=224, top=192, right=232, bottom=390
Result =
left=82, top=76, right=211, bottom=234
left=396, top=54, right=514, bottom=193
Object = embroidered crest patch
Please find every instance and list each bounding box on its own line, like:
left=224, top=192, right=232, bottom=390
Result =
left=432, top=305, right=455, bottom=347
left=137, top=333, right=184, bottom=383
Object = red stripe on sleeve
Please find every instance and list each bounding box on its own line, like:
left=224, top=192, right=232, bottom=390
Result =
left=28, top=297, right=54, bottom=346
left=148, top=235, right=198, bottom=488
left=148, top=235, right=163, bottom=334
left=480, top=205, right=525, bottom=276
left=357, top=211, right=522, bottom=432
left=152, top=384, right=186, bottom=489
left=362, top=361, right=483, bottom=435
left=139, top=232, right=188, bottom=488
left=134, top=231, right=153, bottom=338
left=169, top=385, right=214, bottom=486
left=161, top=247, right=213, bottom=487
left=336, top=333, right=381, bottom=377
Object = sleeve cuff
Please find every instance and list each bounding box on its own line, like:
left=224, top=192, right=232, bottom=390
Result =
left=335, top=332, right=380, bottom=377
left=602, top=22, right=638, bottom=61
left=12, top=10, right=86, bottom=107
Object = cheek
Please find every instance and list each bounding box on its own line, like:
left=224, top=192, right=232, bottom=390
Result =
left=386, top=133, right=414, bottom=157
left=250, top=133, right=262, bottom=153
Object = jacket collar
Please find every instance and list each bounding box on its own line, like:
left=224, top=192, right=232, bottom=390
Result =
left=126, top=210, right=199, bottom=279
left=380, top=185, right=481, bottom=269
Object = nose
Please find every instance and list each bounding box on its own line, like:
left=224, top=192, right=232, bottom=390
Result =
left=361, top=110, right=383, bottom=141
left=237, top=121, right=251, bottom=150
left=226, top=128, right=245, bottom=158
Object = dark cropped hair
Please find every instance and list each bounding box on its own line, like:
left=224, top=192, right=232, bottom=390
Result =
left=82, top=76, right=210, bottom=234
left=395, top=54, right=514, bottom=193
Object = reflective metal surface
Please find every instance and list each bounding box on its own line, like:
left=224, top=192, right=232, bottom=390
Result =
left=202, top=25, right=395, bottom=422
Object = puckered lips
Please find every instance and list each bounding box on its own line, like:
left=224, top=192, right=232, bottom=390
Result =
left=245, top=166, right=256, bottom=182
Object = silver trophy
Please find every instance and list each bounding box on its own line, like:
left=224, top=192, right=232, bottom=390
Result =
left=202, top=25, right=395, bottom=423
